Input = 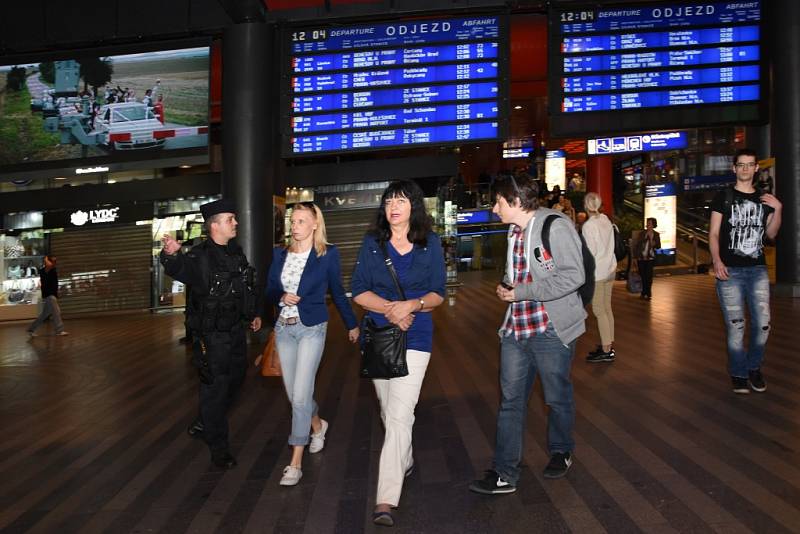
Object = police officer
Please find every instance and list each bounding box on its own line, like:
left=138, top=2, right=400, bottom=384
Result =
left=160, top=199, right=262, bottom=469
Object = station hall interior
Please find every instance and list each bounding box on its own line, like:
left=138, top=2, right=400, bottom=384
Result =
left=1, top=0, right=799, bottom=532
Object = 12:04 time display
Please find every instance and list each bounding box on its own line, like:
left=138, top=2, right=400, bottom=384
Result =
left=292, top=30, right=328, bottom=42
left=560, top=11, right=595, bottom=22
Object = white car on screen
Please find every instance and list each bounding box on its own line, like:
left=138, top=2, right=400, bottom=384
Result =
left=94, top=102, right=166, bottom=150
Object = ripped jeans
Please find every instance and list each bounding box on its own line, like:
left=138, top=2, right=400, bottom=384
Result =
left=716, top=265, right=771, bottom=378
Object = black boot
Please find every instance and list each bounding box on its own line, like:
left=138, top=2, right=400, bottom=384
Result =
left=211, top=450, right=237, bottom=469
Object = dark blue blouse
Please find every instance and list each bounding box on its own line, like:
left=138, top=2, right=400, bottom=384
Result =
left=350, top=232, right=446, bottom=353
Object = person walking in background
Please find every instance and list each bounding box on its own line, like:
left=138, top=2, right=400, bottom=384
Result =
left=351, top=180, right=446, bottom=527
left=265, top=202, right=360, bottom=487
left=470, top=174, right=586, bottom=496
left=582, top=193, right=617, bottom=363
left=160, top=199, right=262, bottom=470
left=709, top=148, right=782, bottom=394
left=633, top=217, right=661, bottom=300
left=27, top=255, right=68, bottom=337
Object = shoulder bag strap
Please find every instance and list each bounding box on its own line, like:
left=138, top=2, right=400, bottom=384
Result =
left=379, top=242, right=407, bottom=301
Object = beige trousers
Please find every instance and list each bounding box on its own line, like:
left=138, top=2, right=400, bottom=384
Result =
left=592, top=277, right=615, bottom=347
left=373, top=349, right=430, bottom=507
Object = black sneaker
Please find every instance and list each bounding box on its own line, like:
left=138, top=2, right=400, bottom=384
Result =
left=586, top=348, right=615, bottom=363
left=187, top=419, right=204, bottom=437
left=543, top=452, right=572, bottom=479
left=587, top=345, right=603, bottom=356
left=731, top=376, right=750, bottom=394
left=469, top=470, right=517, bottom=495
left=748, top=369, right=766, bottom=392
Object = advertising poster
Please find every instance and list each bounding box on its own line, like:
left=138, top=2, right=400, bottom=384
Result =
left=644, top=182, right=677, bottom=257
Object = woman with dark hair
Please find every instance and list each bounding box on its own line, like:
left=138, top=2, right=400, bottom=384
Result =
left=351, top=180, right=446, bottom=527
left=633, top=217, right=661, bottom=300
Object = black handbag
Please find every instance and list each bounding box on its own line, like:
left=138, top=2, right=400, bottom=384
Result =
left=359, top=243, right=409, bottom=380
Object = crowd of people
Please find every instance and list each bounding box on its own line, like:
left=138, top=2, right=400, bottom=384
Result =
left=151, top=147, right=781, bottom=528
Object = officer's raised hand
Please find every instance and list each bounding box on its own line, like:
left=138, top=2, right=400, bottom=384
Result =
left=250, top=317, right=262, bottom=332
left=162, top=234, right=182, bottom=255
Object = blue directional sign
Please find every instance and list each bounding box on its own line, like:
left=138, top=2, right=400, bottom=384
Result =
left=285, top=15, right=506, bottom=155
left=588, top=131, right=688, bottom=155
left=552, top=1, right=763, bottom=122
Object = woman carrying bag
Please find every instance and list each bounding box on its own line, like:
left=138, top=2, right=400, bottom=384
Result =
left=265, top=202, right=359, bottom=487
left=351, top=180, right=446, bottom=527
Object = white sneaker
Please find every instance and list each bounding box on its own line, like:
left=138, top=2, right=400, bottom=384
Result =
left=279, top=465, right=302, bottom=486
left=56, top=331, right=69, bottom=336
left=309, top=419, right=329, bottom=454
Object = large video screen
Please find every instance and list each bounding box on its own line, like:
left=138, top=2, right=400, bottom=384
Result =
left=282, top=15, right=508, bottom=156
left=548, top=1, right=764, bottom=137
left=0, top=43, right=209, bottom=175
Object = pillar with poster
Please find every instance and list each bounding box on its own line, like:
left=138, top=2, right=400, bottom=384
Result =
left=643, top=182, right=677, bottom=266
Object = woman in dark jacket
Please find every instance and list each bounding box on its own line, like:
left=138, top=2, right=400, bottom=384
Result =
left=351, top=180, right=446, bottom=527
left=265, top=202, right=359, bottom=487
left=633, top=217, right=661, bottom=300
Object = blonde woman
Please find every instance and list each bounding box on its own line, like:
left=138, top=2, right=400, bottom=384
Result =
left=582, top=192, right=618, bottom=363
left=265, top=202, right=360, bottom=486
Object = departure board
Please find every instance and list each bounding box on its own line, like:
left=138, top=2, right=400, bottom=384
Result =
left=283, top=15, right=507, bottom=156
left=549, top=1, right=764, bottom=136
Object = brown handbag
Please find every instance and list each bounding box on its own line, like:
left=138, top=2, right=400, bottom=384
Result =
left=258, top=330, right=282, bottom=376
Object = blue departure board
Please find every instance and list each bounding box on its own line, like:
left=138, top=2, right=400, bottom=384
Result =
left=284, top=15, right=506, bottom=156
left=550, top=1, right=763, bottom=135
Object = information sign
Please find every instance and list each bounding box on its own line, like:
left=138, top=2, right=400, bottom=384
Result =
left=284, top=15, right=506, bottom=156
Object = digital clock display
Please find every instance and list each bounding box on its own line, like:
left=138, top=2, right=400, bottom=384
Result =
left=283, top=15, right=506, bottom=156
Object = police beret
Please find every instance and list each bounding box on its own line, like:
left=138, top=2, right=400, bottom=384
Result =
left=200, top=199, right=236, bottom=220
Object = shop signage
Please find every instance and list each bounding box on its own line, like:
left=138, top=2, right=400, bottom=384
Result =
left=314, top=189, right=385, bottom=211
left=43, top=203, right=153, bottom=229
left=75, top=166, right=111, bottom=175
left=587, top=132, right=687, bottom=155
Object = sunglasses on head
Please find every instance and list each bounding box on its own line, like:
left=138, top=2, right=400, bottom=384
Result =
left=291, top=201, right=316, bottom=210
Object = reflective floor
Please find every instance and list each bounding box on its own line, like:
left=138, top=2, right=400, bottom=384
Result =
left=0, top=271, right=799, bottom=533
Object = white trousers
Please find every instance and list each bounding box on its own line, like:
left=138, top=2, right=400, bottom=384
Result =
left=373, top=349, right=430, bottom=507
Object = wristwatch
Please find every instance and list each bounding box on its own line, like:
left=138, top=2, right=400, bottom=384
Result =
left=418, top=298, right=425, bottom=311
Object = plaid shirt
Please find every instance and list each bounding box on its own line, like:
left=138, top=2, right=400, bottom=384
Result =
left=502, top=226, right=549, bottom=339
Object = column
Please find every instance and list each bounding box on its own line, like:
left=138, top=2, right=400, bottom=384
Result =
left=771, top=0, right=800, bottom=296
left=222, top=22, right=276, bottom=288
left=586, top=155, right=614, bottom=218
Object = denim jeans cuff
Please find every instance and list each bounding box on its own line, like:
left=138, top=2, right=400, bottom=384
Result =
left=288, top=435, right=310, bottom=446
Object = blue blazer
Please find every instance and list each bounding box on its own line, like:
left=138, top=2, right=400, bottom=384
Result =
left=265, top=245, right=358, bottom=330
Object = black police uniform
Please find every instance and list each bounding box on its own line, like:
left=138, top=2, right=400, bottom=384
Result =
left=160, top=238, right=258, bottom=467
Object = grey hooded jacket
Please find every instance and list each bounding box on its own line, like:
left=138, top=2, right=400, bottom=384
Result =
left=501, top=208, right=587, bottom=345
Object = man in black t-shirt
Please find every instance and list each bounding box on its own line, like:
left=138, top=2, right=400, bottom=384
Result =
left=709, top=148, right=782, bottom=394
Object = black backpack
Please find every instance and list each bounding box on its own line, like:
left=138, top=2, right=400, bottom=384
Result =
left=542, top=214, right=595, bottom=307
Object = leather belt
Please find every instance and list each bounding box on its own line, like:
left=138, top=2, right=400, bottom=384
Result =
left=277, top=317, right=299, bottom=326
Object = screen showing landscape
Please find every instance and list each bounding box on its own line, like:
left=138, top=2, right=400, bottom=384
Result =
left=0, top=45, right=209, bottom=172
left=283, top=15, right=507, bottom=156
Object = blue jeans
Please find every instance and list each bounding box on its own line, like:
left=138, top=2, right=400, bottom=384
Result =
left=274, top=320, right=328, bottom=446
left=494, top=323, right=576, bottom=484
left=716, top=265, right=771, bottom=378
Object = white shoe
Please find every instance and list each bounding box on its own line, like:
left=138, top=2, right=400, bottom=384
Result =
left=56, top=331, right=69, bottom=336
left=279, top=465, right=302, bottom=486
left=309, top=419, right=329, bottom=454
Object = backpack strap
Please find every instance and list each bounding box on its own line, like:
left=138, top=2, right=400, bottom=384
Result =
left=541, top=214, right=560, bottom=255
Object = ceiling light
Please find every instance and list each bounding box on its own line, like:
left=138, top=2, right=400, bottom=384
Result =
left=514, top=105, right=523, bottom=110
left=54, top=177, right=67, bottom=180
left=107, top=179, right=117, bottom=184
left=179, top=165, right=192, bottom=169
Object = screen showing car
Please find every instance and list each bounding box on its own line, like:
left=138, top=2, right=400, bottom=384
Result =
left=0, top=44, right=209, bottom=174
